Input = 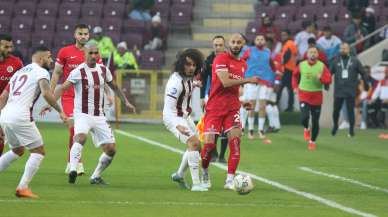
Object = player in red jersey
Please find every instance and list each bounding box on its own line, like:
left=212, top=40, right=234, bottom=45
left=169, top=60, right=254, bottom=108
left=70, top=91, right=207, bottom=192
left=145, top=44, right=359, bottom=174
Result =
left=50, top=24, right=91, bottom=175
left=200, top=34, right=259, bottom=190
left=0, top=34, right=23, bottom=156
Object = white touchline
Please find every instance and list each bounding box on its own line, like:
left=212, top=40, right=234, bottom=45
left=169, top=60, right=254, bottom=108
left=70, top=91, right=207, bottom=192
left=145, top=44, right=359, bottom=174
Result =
left=299, top=167, right=388, bottom=194
left=115, top=130, right=378, bottom=217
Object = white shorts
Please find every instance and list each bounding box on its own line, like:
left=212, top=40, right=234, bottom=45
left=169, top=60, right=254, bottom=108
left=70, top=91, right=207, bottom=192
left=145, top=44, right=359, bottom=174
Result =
left=244, top=84, right=273, bottom=101
left=74, top=113, right=115, bottom=148
left=0, top=121, right=43, bottom=150
left=163, top=116, right=197, bottom=144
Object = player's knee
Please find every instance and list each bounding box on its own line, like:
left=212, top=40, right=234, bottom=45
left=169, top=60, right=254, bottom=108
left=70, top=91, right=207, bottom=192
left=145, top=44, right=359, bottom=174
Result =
left=12, top=147, right=25, bottom=156
left=203, top=134, right=215, bottom=144
left=74, top=134, right=87, bottom=145
left=187, top=137, right=200, bottom=151
left=103, top=143, right=116, bottom=157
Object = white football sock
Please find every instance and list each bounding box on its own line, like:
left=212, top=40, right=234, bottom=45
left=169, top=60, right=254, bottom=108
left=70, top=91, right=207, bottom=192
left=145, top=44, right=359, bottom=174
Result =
left=248, top=116, right=254, bottom=131
left=18, top=153, right=44, bottom=189
left=187, top=151, right=200, bottom=185
left=177, top=151, right=188, bottom=177
left=265, top=105, right=274, bottom=127
left=226, top=173, right=235, bottom=182
left=70, top=143, right=83, bottom=172
left=91, top=152, right=113, bottom=179
left=240, top=107, right=248, bottom=129
left=0, top=151, right=20, bottom=172
left=273, top=106, right=281, bottom=129
left=258, top=117, right=266, bottom=131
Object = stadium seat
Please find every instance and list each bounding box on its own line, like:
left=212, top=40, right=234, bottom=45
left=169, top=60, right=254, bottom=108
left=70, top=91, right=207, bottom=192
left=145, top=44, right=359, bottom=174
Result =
left=34, top=18, right=56, bottom=33
left=120, top=33, right=143, bottom=50
left=81, top=3, right=103, bottom=18
left=331, top=20, right=349, bottom=36
left=53, top=32, right=74, bottom=48
left=337, top=7, right=351, bottom=21
left=11, top=33, right=32, bottom=50
left=31, top=32, right=53, bottom=48
left=59, top=2, right=81, bottom=18
left=172, top=0, right=193, bottom=5
left=303, top=0, right=322, bottom=6
left=273, top=19, right=288, bottom=30
left=154, top=4, right=170, bottom=21
left=139, top=50, right=165, bottom=69
left=287, top=20, right=303, bottom=34
left=56, top=17, right=79, bottom=33
left=84, top=0, right=101, bottom=3
left=245, top=21, right=261, bottom=43
left=105, top=0, right=127, bottom=4
left=39, top=0, right=61, bottom=3
left=315, top=20, right=329, bottom=29
left=11, top=17, right=34, bottom=34
left=79, top=17, right=102, bottom=30
left=275, top=7, right=297, bottom=21
left=296, top=6, right=316, bottom=21
left=36, top=3, right=59, bottom=18
left=155, top=0, right=171, bottom=6
left=286, top=0, right=302, bottom=6
left=316, top=6, right=338, bottom=21
left=62, top=0, right=83, bottom=3
left=0, top=16, right=10, bottom=33
left=0, top=2, right=14, bottom=18
left=370, top=0, right=387, bottom=6
left=102, top=18, right=123, bottom=34
left=122, top=19, right=146, bottom=34
left=103, top=3, right=126, bottom=18
left=325, top=0, right=345, bottom=6
left=17, top=0, right=39, bottom=3
left=255, top=6, right=277, bottom=19
left=170, top=5, right=192, bottom=30
left=13, top=2, right=36, bottom=17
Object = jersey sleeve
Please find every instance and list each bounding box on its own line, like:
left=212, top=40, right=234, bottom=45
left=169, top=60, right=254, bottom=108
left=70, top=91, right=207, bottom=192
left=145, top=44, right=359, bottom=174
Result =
left=37, top=69, right=50, bottom=81
left=165, top=76, right=182, bottom=100
left=105, top=67, right=113, bottom=83
left=213, top=55, right=228, bottom=73
left=67, top=68, right=81, bottom=84
left=56, top=48, right=66, bottom=66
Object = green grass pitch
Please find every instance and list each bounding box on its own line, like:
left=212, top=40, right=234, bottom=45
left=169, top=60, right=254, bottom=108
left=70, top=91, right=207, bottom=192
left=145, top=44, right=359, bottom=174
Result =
left=0, top=123, right=388, bottom=217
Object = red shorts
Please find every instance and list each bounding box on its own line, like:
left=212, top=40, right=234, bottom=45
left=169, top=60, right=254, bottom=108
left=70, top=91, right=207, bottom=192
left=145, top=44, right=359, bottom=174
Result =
left=61, top=96, right=74, bottom=117
left=204, top=109, right=241, bottom=134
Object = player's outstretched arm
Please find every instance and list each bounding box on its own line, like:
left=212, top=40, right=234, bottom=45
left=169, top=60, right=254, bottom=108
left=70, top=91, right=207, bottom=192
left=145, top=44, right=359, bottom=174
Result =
left=50, top=64, right=64, bottom=91
left=216, top=69, right=259, bottom=88
left=39, top=79, right=68, bottom=122
left=0, top=87, right=9, bottom=111
left=107, top=80, right=136, bottom=113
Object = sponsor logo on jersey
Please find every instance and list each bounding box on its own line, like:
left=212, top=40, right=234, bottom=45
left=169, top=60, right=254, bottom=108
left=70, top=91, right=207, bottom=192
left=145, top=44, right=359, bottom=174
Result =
left=230, top=73, right=242, bottom=80
left=6, top=66, right=13, bottom=73
left=0, top=76, right=11, bottom=81
left=68, top=64, right=80, bottom=69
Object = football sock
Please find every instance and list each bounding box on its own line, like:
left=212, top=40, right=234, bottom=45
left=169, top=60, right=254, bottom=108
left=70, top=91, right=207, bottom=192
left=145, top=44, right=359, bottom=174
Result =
left=248, top=117, right=254, bottom=131
left=177, top=151, right=188, bottom=177
left=18, top=153, right=44, bottom=189
left=273, top=106, right=281, bottom=129
left=70, top=143, right=83, bottom=172
left=67, top=127, right=75, bottom=162
left=0, top=151, right=20, bottom=172
left=240, top=107, right=248, bottom=130
left=91, top=152, right=113, bottom=179
left=187, top=151, right=200, bottom=185
left=258, top=117, right=265, bottom=131
left=226, top=173, right=235, bottom=182
left=228, top=137, right=240, bottom=175
left=201, top=143, right=216, bottom=169
left=265, top=105, right=274, bottom=128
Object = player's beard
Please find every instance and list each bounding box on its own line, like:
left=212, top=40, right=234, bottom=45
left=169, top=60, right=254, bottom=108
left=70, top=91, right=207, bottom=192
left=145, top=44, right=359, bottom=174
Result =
left=230, top=47, right=242, bottom=57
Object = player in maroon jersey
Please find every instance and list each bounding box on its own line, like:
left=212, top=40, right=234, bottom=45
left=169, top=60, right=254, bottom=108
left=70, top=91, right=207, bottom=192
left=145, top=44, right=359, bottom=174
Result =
left=200, top=34, right=259, bottom=190
left=49, top=24, right=91, bottom=175
left=0, top=34, right=23, bottom=156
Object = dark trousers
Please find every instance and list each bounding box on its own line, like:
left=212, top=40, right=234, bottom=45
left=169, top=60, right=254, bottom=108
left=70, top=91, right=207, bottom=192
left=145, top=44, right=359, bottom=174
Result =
left=333, top=96, right=356, bottom=134
left=300, top=102, right=321, bottom=142
left=277, top=69, right=294, bottom=110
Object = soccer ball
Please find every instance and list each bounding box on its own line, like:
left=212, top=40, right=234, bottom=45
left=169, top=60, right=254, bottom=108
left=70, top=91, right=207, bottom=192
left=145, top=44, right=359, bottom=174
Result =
left=233, top=174, right=254, bottom=195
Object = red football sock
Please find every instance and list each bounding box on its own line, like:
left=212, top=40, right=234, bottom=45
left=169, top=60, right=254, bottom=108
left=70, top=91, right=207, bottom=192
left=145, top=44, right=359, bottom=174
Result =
left=67, top=127, right=75, bottom=162
left=201, top=143, right=216, bottom=169
left=228, top=137, right=241, bottom=174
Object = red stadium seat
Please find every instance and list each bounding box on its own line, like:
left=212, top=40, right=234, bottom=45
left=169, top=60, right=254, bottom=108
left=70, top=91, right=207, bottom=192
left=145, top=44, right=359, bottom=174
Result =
left=36, top=3, right=59, bottom=18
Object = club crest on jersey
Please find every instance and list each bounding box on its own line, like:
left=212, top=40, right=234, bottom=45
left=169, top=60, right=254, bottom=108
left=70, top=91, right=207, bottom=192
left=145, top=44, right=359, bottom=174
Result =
left=6, top=66, right=14, bottom=73
left=169, top=87, right=177, bottom=96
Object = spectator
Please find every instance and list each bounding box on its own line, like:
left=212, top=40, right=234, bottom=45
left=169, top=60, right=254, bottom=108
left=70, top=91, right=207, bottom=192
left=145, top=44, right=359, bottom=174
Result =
left=303, top=38, right=328, bottom=65
left=144, top=13, right=163, bottom=51
left=278, top=29, right=298, bottom=112
left=379, top=19, right=388, bottom=39
left=362, top=7, right=376, bottom=35
left=258, top=16, right=280, bottom=41
left=90, top=26, right=115, bottom=64
left=359, top=65, right=377, bottom=129
left=371, top=67, right=388, bottom=128
left=128, top=0, right=155, bottom=21
left=347, top=0, right=369, bottom=17
left=113, top=42, right=139, bottom=70
left=295, top=21, right=316, bottom=60
left=331, top=43, right=369, bottom=137
left=317, top=26, right=342, bottom=67
left=343, top=15, right=368, bottom=53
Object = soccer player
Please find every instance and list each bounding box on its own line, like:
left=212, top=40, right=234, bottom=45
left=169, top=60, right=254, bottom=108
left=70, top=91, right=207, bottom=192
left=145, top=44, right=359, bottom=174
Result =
left=242, top=34, right=277, bottom=140
left=0, top=34, right=23, bottom=156
left=50, top=24, right=91, bottom=175
left=201, top=33, right=259, bottom=190
left=163, top=48, right=208, bottom=192
left=0, top=46, right=67, bottom=198
left=52, top=41, right=135, bottom=185
left=292, top=47, right=332, bottom=150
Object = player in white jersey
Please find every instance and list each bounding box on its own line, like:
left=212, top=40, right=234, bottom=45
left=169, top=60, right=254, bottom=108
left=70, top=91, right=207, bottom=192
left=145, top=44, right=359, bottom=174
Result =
left=163, top=49, right=208, bottom=192
left=0, top=46, right=67, bottom=198
left=49, top=41, right=135, bottom=185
